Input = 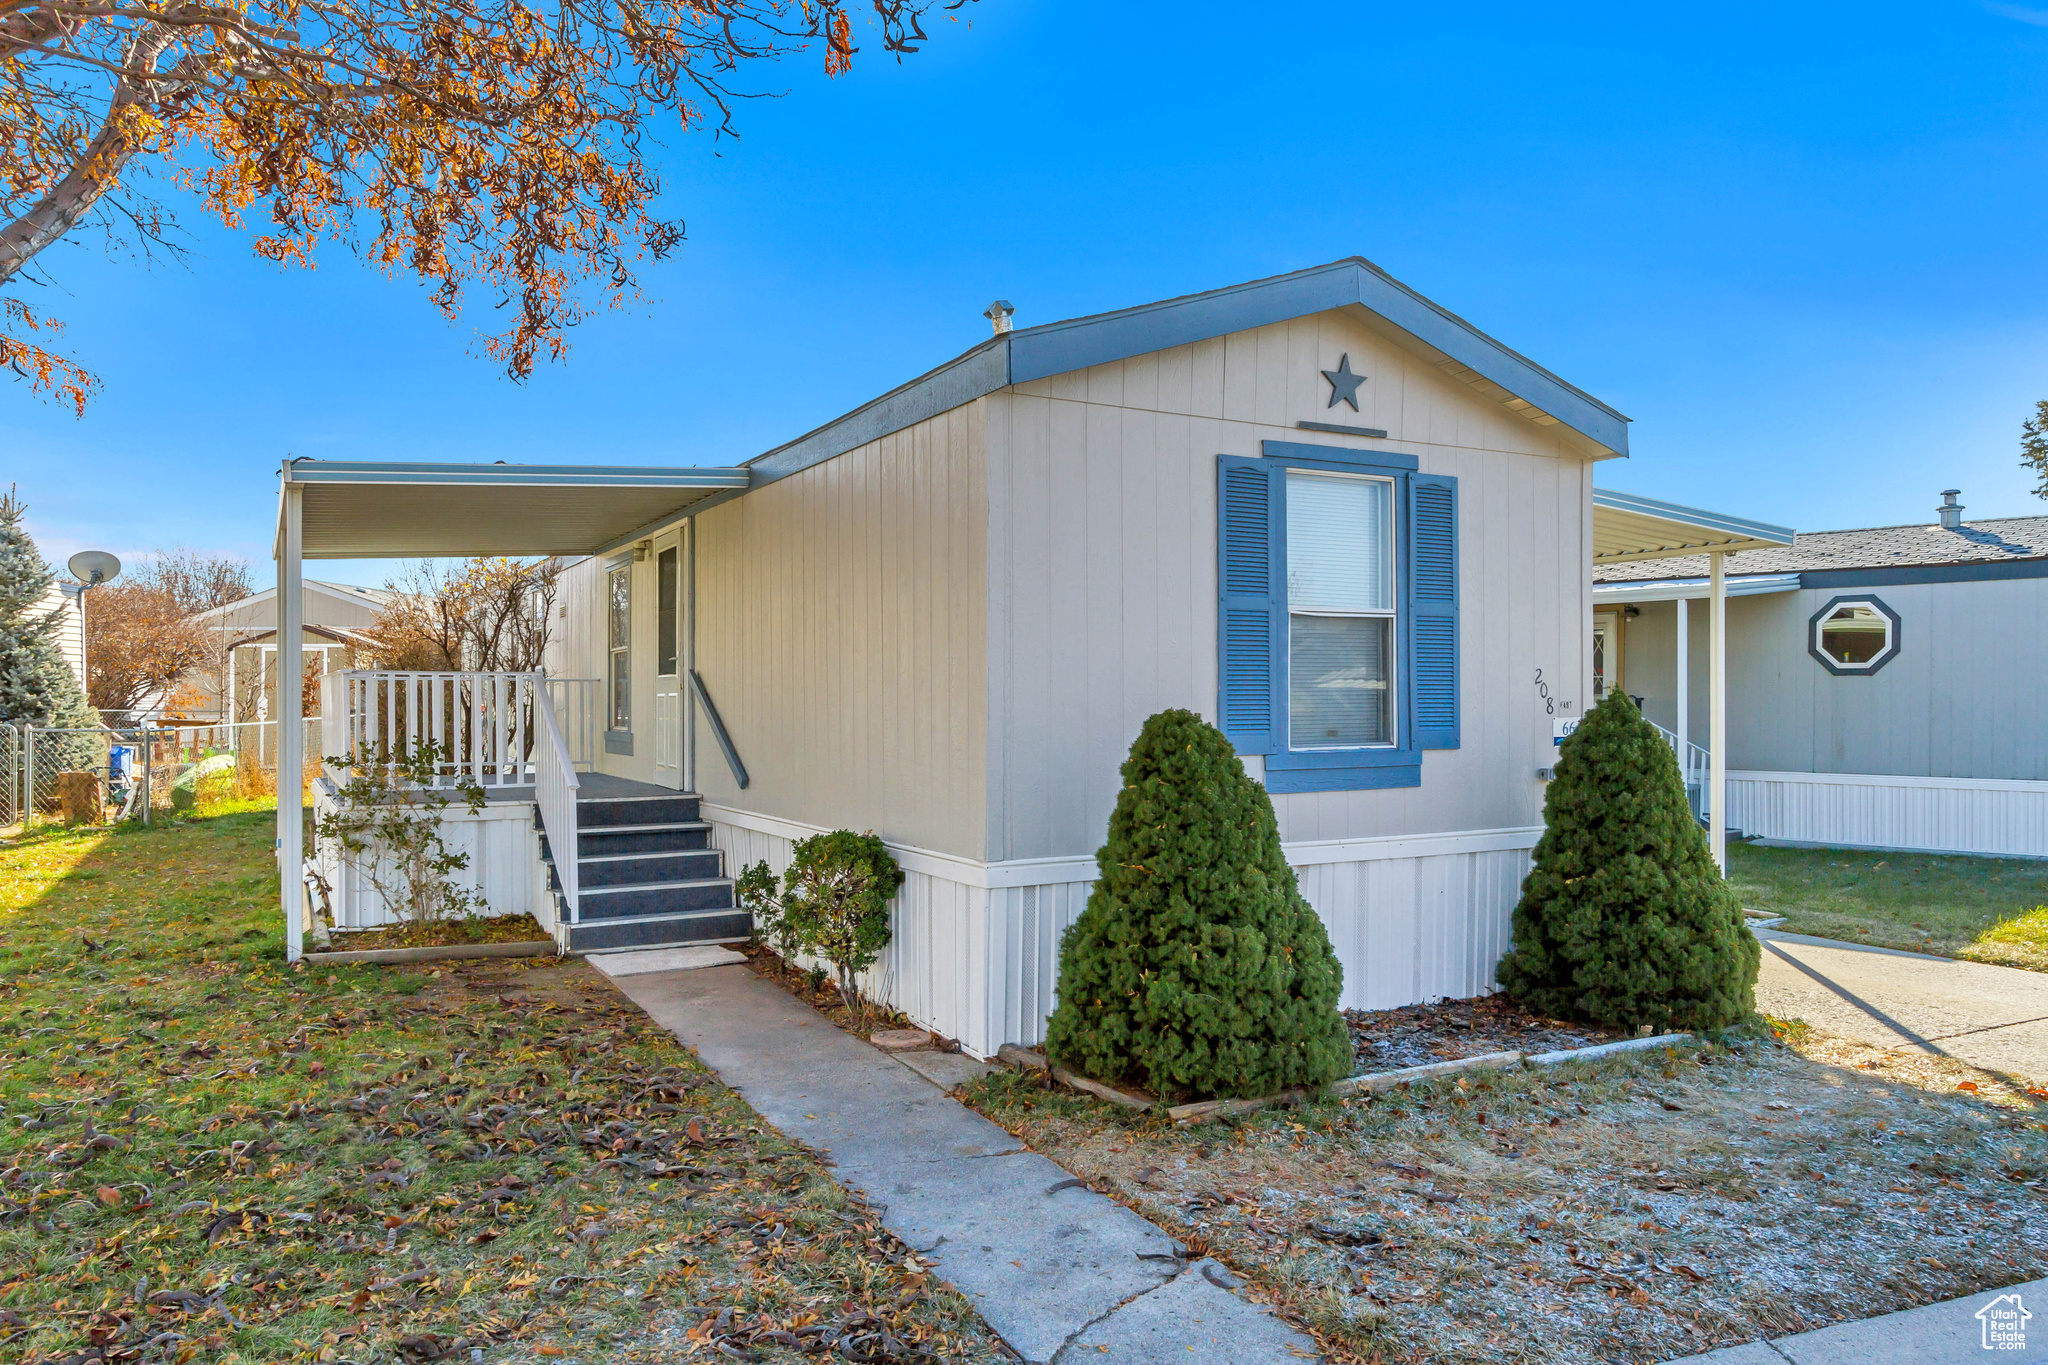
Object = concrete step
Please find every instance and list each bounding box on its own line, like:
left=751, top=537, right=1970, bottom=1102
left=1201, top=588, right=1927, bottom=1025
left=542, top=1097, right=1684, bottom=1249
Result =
left=577, top=848, right=724, bottom=888
left=567, top=909, right=754, bottom=953
left=576, top=877, right=736, bottom=919
left=577, top=821, right=713, bottom=857
left=577, top=794, right=700, bottom=828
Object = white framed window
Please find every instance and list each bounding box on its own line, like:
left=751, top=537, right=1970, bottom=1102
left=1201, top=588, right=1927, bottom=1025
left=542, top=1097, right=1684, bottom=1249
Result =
left=607, top=564, right=631, bottom=729
left=1808, top=595, right=1901, bottom=676
left=1285, top=470, right=1397, bottom=749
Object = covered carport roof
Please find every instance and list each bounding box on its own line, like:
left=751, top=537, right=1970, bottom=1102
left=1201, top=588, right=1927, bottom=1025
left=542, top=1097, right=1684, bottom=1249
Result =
left=277, top=459, right=751, bottom=558
left=1592, top=488, right=1795, bottom=565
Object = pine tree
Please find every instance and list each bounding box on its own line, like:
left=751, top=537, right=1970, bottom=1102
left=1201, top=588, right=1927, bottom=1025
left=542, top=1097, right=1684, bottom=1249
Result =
left=1043, top=708, right=1352, bottom=1101
left=1496, top=691, right=1759, bottom=1031
left=0, top=488, right=97, bottom=731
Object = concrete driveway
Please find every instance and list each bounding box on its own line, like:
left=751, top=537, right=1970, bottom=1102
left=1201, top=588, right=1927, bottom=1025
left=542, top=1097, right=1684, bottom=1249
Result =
left=1754, top=929, right=2048, bottom=1086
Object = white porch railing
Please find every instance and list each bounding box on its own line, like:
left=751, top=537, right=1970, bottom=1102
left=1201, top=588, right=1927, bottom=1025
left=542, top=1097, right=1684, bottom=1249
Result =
left=1648, top=719, right=1711, bottom=821
left=323, top=670, right=586, bottom=925
left=532, top=684, right=582, bottom=922
left=331, top=671, right=550, bottom=787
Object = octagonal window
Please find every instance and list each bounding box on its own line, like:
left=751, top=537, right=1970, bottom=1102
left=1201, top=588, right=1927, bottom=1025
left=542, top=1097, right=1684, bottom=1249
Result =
left=1809, top=596, right=1900, bottom=675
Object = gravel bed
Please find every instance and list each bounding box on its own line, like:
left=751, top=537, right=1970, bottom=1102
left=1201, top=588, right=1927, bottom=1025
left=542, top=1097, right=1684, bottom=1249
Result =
left=1348, top=994, right=1626, bottom=1074
left=964, top=1022, right=2048, bottom=1364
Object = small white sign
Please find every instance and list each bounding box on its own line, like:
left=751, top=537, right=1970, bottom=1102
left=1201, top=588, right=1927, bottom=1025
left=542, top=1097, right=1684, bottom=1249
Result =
left=1553, top=716, right=1579, bottom=747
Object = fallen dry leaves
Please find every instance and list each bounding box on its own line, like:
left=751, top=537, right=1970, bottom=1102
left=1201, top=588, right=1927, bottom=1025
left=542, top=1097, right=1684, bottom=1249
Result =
left=0, top=810, right=1009, bottom=1365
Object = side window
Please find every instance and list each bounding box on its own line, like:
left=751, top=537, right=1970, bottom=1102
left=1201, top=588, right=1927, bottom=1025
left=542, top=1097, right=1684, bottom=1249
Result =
left=608, top=564, right=631, bottom=729
left=1809, top=595, right=1900, bottom=675
left=1286, top=471, right=1396, bottom=748
left=1217, top=445, right=1458, bottom=794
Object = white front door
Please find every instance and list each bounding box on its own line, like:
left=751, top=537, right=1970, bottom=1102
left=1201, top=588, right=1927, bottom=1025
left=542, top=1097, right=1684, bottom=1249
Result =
left=651, top=531, right=684, bottom=789
left=1592, top=609, right=1623, bottom=702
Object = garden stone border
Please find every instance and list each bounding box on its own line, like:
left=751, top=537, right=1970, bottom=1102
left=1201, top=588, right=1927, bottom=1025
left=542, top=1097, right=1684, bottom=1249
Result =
left=995, top=1033, right=1698, bottom=1125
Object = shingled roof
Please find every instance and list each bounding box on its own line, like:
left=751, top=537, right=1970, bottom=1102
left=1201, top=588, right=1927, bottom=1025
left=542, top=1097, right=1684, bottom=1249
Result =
left=1592, top=514, right=2048, bottom=582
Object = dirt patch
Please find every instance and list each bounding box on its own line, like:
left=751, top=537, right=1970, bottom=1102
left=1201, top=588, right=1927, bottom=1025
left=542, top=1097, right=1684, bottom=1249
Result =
left=740, top=943, right=956, bottom=1047
left=326, top=911, right=550, bottom=951
left=962, top=1024, right=2048, bottom=1364
left=1348, top=996, right=1625, bottom=1074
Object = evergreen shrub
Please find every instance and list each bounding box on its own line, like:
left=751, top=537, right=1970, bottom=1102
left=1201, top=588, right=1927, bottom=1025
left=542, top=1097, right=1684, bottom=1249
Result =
left=777, top=831, right=903, bottom=1023
left=1495, top=691, right=1760, bottom=1031
left=1043, top=708, right=1351, bottom=1101
left=0, top=488, right=97, bottom=735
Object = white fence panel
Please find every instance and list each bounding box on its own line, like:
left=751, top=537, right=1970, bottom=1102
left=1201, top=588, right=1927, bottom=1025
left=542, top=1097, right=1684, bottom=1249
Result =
left=1728, top=770, right=2048, bottom=858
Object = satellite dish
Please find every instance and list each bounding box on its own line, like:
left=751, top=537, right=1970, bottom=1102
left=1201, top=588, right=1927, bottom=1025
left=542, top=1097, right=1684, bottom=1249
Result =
left=68, top=550, right=121, bottom=586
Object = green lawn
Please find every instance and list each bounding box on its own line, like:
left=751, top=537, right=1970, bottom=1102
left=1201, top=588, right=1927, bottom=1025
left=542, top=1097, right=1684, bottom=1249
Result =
left=0, top=807, right=1004, bottom=1365
left=1727, top=842, right=2048, bottom=971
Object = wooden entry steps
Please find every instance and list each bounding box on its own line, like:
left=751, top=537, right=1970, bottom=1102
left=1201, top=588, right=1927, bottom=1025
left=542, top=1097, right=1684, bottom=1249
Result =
left=540, top=790, right=751, bottom=952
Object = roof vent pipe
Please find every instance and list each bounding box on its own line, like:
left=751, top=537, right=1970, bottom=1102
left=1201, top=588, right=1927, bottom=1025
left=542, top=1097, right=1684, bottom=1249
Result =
left=984, top=300, right=1014, bottom=335
left=1938, top=488, right=1964, bottom=530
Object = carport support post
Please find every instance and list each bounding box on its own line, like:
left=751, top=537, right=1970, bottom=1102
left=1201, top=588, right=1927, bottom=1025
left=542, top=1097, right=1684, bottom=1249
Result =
left=1675, top=596, right=1690, bottom=800
left=278, top=480, right=305, bottom=962
left=1708, top=551, right=1726, bottom=873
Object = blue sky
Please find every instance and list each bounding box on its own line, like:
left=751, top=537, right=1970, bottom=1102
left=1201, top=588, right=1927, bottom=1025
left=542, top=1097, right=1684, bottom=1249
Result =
left=9, top=0, right=2048, bottom=588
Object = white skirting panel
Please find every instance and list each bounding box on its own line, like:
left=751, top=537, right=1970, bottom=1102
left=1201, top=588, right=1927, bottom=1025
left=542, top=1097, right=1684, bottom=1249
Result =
left=705, top=804, right=1539, bottom=1059
left=706, top=813, right=1008, bottom=1056
left=312, top=780, right=546, bottom=929
left=1295, top=841, right=1536, bottom=1010
left=1728, top=770, right=2048, bottom=858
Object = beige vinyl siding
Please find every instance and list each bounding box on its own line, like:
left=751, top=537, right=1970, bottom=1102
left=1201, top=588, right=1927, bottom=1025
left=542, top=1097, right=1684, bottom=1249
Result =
left=1617, top=579, right=2048, bottom=783
left=986, top=308, right=1595, bottom=862
left=544, top=555, right=603, bottom=685
left=691, top=402, right=989, bottom=859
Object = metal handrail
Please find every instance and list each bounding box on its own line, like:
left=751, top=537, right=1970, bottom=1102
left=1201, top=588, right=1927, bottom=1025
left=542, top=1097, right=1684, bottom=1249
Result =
left=532, top=681, right=582, bottom=924
left=689, top=670, right=748, bottom=790
left=1647, top=718, right=1711, bottom=819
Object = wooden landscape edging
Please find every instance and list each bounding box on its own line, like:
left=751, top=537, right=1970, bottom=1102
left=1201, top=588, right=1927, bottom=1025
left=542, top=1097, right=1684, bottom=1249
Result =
left=302, top=940, right=560, bottom=966
left=996, top=1033, right=1698, bottom=1127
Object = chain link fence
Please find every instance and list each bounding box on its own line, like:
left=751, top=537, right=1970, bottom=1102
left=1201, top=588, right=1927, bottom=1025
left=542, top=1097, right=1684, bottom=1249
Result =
left=0, top=719, right=320, bottom=829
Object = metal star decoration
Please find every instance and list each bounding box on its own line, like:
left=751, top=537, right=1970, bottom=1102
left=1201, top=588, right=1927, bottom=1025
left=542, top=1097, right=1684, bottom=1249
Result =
left=1322, top=354, right=1366, bottom=410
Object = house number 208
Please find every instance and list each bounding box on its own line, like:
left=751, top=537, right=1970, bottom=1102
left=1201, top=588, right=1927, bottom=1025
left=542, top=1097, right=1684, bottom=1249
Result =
left=1533, top=668, right=1555, bottom=716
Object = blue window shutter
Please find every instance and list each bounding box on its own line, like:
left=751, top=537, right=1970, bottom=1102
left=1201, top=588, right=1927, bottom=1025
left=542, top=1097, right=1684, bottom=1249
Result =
left=1217, top=456, right=1281, bottom=754
left=1408, top=472, right=1460, bottom=750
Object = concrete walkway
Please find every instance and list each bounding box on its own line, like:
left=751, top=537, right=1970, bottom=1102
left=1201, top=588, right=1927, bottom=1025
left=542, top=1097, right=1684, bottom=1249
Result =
left=606, top=963, right=1322, bottom=1364
left=1754, top=928, right=2048, bottom=1086
left=1668, top=1276, right=2046, bottom=1363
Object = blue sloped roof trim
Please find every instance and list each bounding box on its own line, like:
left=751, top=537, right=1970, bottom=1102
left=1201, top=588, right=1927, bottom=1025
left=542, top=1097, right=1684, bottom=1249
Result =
left=744, top=258, right=1630, bottom=488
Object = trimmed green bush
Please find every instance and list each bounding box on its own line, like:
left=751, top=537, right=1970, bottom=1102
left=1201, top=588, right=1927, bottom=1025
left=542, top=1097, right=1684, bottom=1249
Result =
left=1496, top=691, right=1760, bottom=1031
left=779, top=831, right=904, bottom=1022
left=1043, top=708, right=1351, bottom=1101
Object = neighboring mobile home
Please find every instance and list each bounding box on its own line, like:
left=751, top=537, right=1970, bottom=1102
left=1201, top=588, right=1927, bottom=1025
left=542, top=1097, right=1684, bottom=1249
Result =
left=1593, top=491, right=2048, bottom=859
left=281, top=259, right=1786, bottom=1056
left=37, top=579, right=85, bottom=695
left=169, top=580, right=393, bottom=723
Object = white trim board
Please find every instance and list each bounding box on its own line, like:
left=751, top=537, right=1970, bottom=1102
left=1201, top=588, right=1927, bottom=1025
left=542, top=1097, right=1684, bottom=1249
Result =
left=701, top=803, right=1540, bottom=886
left=1591, top=574, right=1801, bottom=604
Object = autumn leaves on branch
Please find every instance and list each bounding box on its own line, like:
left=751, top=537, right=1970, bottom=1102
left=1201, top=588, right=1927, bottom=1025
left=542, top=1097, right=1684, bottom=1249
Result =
left=1, top=0, right=974, bottom=412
